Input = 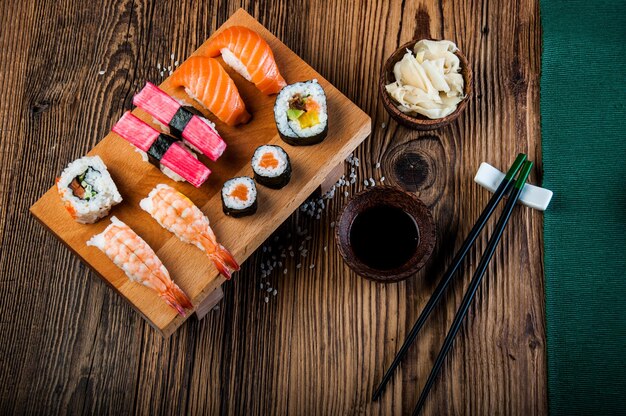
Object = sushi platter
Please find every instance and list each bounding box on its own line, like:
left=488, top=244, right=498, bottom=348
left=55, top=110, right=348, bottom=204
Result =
left=30, top=9, right=371, bottom=337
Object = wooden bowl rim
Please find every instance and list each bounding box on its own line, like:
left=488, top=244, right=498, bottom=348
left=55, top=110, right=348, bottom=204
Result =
left=335, top=186, right=436, bottom=283
left=379, top=38, right=473, bottom=129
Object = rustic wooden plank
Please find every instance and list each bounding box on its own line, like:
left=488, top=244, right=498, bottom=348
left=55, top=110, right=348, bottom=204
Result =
left=0, top=0, right=546, bottom=415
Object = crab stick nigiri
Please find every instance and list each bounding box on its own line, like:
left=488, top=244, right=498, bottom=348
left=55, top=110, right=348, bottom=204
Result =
left=205, top=26, right=287, bottom=95
left=170, top=57, right=250, bottom=127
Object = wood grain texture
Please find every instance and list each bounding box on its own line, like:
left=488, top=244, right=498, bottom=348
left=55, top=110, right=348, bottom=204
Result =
left=0, top=0, right=546, bottom=414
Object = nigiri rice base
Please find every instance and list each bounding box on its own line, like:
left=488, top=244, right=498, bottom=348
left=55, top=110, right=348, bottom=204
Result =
left=221, top=48, right=252, bottom=81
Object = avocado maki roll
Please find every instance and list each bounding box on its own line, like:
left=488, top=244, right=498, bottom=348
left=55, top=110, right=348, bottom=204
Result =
left=221, top=176, right=257, bottom=217
left=274, top=80, right=328, bottom=146
left=251, top=145, right=292, bottom=189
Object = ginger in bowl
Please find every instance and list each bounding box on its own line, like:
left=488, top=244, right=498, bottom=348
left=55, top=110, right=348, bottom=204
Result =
left=380, top=39, right=472, bottom=130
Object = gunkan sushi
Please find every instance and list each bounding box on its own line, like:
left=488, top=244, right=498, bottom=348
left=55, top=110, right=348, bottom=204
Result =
left=170, top=57, right=251, bottom=126
left=274, top=80, right=328, bottom=146
left=251, top=145, right=291, bottom=189
left=112, top=111, right=211, bottom=188
left=205, top=26, right=286, bottom=95
left=57, top=155, right=122, bottom=224
left=221, top=176, right=257, bottom=217
left=133, top=82, right=227, bottom=161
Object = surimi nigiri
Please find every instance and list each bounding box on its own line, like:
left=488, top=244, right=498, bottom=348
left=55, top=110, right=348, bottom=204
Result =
left=204, top=26, right=287, bottom=95
left=169, top=57, right=251, bottom=127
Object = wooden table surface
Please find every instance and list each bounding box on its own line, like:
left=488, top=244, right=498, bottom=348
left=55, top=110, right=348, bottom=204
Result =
left=0, top=0, right=546, bottom=414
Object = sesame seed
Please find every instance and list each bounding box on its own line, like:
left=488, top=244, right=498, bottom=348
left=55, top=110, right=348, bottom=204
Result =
left=296, top=263, right=302, bottom=269
left=174, top=60, right=179, bottom=66
left=157, top=63, right=161, bottom=70
left=344, top=191, right=349, bottom=197
left=273, top=289, right=278, bottom=296
left=381, top=176, right=386, bottom=182
left=265, top=297, right=269, bottom=303
left=284, top=269, right=288, bottom=274
left=309, top=264, right=315, bottom=269
left=98, top=70, right=105, bottom=75
left=171, top=53, right=175, bottom=60
left=376, top=162, right=381, bottom=169
left=381, top=122, right=387, bottom=129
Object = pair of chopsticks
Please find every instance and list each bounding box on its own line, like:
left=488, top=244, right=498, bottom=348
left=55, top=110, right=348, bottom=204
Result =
left=372, top=153, right=532, bottom=415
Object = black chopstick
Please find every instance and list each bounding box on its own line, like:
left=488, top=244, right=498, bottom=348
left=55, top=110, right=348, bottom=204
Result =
left=411, top=160, right=533, bottom=415
left=372, top=153, right=527, bottom=401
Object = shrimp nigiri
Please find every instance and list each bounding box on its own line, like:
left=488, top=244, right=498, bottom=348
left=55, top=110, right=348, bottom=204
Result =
left=169, top=56, right=250, bottom=126
left=140, top=184, right=240, bottom=279
left=87, top=216, right=193, bottom=316
left=205, top=26, right=287, bottom=95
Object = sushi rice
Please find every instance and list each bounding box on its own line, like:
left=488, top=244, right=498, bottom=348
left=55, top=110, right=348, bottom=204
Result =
left=56, top=155, right=122, bottom=224
left=274, top=80, right=328, bottom=145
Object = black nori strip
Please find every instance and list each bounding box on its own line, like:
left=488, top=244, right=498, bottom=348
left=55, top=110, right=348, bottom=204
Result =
left=221, top=195, right=258, bottom=218
left=252, top=146, right=292, bottom=189
left=277, top=122, right=328, bottom=146
left=147, top=133, right=179, bottom=166
left=168, top=107, right=195, bottom=137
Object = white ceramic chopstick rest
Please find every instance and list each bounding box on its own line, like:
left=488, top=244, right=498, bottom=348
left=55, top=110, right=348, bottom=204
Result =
left=474, top=162, right=553, bottom=211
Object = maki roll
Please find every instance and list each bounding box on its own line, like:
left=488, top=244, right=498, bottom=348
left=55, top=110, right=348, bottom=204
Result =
left=251, top=145, right=291, bottom=189
left=112, top=111, right=211, bottom=188
left=56, top=155, right=122, bottom=224
left=133, top=82, right=227, bottom=161
left=221, top=176, right=257, bottom=217
left=274, top=80, right=328, bottom=146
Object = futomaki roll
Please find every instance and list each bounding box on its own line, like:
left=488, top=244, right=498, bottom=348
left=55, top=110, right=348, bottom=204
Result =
left=251, top=145, right=291, bottom=189
left=56, top=155, right=122, bottom=224
left=274, top=80, right=328, bottom=146
left=221, top=176, right=257, bottom=217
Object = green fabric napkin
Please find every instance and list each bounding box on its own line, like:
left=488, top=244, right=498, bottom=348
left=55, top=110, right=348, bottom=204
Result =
left=541, top=0, right=626, bottom=414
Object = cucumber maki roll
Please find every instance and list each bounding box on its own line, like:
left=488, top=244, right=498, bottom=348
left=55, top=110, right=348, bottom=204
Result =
left=221, top=176, right=257, bottom=217
left=251, top=145, right=291, bottom=189
left=274, top=80, right=328, bottom=146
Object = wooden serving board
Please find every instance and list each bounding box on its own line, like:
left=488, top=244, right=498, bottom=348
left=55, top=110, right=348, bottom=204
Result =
left=29, top=8, right=371, bottom=337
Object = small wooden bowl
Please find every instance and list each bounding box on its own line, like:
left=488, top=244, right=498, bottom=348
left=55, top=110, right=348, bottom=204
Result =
left=379, top=39, right=473, bottom=130
left=335, top=187, right=436, bottom=283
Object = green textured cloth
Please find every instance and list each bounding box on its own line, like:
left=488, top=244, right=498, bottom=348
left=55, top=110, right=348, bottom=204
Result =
left=541, top=0, right=626, bottom=414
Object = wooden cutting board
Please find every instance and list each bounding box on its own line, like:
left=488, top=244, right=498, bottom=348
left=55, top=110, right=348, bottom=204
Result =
left=29, top=8, right=371, bottom=337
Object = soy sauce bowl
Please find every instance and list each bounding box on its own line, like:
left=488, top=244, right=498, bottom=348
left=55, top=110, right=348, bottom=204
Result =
left=335, top=186, right=436, bottom=283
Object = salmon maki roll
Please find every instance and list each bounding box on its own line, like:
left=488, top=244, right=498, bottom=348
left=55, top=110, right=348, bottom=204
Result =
left=169, top=57, right=250, bottom=126
left=205, top=26, right=287, bottom=95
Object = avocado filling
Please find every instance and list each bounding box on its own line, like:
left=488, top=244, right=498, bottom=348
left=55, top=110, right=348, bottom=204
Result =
left=287, top=94, right=320, bottom=129
left=69, top=167, right=99, bottom=200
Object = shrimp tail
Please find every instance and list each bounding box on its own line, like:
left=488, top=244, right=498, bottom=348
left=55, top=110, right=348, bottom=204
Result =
left=159, top=283, right=193, bottom=316
left=209, top=244, right=240, bottom=280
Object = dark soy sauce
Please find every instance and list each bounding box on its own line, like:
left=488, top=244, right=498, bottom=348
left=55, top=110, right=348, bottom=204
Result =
left=349, top=205, right=419, bottom=270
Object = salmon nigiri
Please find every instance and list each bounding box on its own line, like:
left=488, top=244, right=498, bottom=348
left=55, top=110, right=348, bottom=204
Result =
left=205, top=26, right=287, bottom=95
left=170, top=56, right=251, bottom=126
